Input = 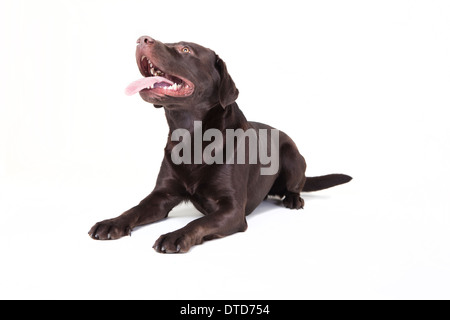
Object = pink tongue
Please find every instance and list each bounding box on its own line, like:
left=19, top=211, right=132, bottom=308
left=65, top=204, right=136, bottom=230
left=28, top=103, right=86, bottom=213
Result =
left=125, top=76, right=174, bottom=96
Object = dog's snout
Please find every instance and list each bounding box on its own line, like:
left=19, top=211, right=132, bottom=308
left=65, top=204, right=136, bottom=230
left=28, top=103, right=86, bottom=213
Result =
left=137, top=36, right=155, bottom=45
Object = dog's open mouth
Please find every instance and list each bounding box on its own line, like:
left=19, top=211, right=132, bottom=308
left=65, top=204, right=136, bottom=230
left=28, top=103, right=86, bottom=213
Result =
left=125, top=55, right=194, bottom=97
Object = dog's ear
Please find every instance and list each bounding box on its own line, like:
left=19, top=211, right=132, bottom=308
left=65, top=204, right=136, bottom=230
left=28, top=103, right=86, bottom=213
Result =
left=215, top=55, right=239, bottom=108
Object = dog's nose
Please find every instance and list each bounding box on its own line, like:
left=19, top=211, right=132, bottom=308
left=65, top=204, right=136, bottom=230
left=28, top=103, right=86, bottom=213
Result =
left=137, top=36, right=155, bottom=45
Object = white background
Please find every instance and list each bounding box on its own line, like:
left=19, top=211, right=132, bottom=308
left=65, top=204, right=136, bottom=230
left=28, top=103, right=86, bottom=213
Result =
left=1, top=0, right=449, bottom=299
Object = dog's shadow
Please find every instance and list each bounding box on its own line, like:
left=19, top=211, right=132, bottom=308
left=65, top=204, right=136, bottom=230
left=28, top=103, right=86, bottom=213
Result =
left=248, top=193, right=329, bottom=218
left=167, top=193, right=330, bottom=220
left=132, top=194, right=329, bottom=236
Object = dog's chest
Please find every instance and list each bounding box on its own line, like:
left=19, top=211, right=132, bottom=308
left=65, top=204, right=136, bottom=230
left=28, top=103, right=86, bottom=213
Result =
left=171, top=163, right=212, bottom=194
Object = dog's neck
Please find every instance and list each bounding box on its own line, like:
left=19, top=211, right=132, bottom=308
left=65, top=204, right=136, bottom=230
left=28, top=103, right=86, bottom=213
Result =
left=163, top=102, right=248, bottom=134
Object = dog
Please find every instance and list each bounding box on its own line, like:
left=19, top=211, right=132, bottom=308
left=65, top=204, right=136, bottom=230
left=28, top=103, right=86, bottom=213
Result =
left=88, top=36, right=352, bottom=253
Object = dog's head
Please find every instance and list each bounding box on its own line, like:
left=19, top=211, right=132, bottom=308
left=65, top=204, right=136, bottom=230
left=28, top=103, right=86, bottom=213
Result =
left=126, top=36, right=239, bottom=109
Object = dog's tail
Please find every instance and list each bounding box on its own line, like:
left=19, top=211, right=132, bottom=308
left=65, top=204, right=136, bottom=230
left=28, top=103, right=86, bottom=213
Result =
left=302, top=174, right=352, bottom=192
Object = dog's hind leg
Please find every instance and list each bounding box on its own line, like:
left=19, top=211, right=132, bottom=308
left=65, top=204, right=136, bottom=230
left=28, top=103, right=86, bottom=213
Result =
left=278, top=140, right=307, bottom=210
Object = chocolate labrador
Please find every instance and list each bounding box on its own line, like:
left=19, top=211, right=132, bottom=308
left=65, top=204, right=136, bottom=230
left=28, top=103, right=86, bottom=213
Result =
left=88, top=36, right=352, bottom=253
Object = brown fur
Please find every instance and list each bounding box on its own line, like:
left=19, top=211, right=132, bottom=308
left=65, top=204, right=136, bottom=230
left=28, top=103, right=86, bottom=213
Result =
left=88, top=36, right=351, bottom=253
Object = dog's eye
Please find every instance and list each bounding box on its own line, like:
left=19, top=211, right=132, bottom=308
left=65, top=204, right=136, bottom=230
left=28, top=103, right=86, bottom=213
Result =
left=181, top=47, right=191, bottom=54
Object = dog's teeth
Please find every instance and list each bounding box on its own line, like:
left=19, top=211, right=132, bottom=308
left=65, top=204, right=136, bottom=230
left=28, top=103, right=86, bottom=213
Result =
left=150, top=68, right=155, bottom=75
left=141, top=56, right=146, bottom=61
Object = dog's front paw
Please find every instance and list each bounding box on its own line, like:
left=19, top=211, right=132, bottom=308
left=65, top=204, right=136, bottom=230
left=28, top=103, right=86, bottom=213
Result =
left=153, top=231, right=193, bottom=254
left=88, top=218, right=131, bottom=240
